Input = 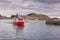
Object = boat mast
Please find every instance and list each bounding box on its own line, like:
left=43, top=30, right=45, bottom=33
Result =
left=19, top=12, right=21, bottom=18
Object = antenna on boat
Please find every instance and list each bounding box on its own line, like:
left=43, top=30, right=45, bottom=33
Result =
left=19, top=11, right=21, bottom=18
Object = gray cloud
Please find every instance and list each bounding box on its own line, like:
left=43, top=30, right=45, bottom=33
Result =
left=33, top=0, right=60, bottom=3
left=0, top=0, right=11, bottom=3
left=0, top=0, right=60, bottom=17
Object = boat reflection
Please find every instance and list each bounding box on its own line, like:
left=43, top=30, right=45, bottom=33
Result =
left=13, top=25, right=24, bottom=39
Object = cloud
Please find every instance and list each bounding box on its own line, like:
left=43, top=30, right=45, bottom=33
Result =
left=0, top=0, right=60, bottom=17
left=33, top=0, right=60, bottom=3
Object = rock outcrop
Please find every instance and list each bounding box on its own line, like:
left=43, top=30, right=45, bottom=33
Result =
left=46, top=17, right=60, bottom=25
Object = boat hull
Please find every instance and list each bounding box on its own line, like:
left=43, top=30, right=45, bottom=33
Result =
left=13, top=22, right=24, bottom=26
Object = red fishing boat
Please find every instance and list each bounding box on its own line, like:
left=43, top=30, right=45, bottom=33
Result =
left=13, top=18, right=24, bottom=26
left=13, top=13, right=24, bottom=26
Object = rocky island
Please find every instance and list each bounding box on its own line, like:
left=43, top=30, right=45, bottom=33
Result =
left=46, top=18, right=60, bottom=25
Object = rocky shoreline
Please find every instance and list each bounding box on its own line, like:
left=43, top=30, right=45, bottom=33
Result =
left=0, top=13, right=60, bottom=25
left=46, top=18, right=60, bottom=25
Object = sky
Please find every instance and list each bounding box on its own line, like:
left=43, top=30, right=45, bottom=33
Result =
left=0, top=0, right=60, bottom=17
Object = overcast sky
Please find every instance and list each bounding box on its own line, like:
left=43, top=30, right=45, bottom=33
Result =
left=0, top=0, right=60, bottom=17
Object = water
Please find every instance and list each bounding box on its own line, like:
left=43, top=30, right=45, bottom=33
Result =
left=0, top=19, right=60, bottom=40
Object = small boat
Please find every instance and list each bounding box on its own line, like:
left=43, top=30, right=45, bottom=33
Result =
left=13, top=13, right=24, bottom=26
left=13, top=18, right=24, bottom=26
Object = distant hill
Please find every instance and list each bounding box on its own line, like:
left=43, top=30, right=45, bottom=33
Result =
left=26, top=13, right=37, bottom=20
left=0, top=14, right=3, bottom=19
left=36, top=14, right=50, bottom=20
left=27, top=13, right=37, bottom=17
left=26, top=13, right=50, bottom=20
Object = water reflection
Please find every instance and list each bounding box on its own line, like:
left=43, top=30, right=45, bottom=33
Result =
left=1, top=19, right=60, bottom=40
left=15, top=27, right=24, bottom=40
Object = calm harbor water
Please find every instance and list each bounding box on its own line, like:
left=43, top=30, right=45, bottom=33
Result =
left=0, top=19, right=60, bottom=40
